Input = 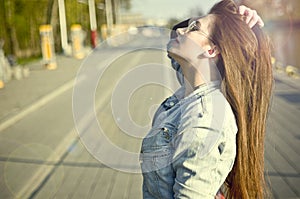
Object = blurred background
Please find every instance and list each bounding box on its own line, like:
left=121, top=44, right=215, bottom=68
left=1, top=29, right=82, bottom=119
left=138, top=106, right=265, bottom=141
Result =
left=0, top=0, right=299, bottom=199
left=0, top=0, right=298, bottom=68
left=242, top=0, right=300, bottom=73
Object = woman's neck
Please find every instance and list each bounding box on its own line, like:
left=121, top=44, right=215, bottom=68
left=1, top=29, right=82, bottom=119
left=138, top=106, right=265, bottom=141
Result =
left=180, top=58, right=219, bottom=97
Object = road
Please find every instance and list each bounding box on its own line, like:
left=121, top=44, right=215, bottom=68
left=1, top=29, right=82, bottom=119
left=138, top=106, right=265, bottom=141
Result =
left=265, top=74, right=300, bottom=198
left=0, top=31, right=299, bottom=199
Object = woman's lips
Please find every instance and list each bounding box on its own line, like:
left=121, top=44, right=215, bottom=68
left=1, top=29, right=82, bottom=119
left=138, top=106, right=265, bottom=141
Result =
left=174, top=38, right=179, bottom=43
left=171, top=38, right=179, bottom=45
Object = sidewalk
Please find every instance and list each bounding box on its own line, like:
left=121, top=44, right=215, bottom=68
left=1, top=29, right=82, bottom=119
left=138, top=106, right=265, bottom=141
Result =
left=0, top=55, right=83, bottom=123
left=0, top=54, right=89, bottom=198
left=0, top=55, right=299, bottom=198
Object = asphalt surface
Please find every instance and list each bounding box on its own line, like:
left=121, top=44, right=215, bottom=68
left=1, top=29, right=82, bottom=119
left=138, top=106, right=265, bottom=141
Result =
left=0, top=33, right=299, bottom=199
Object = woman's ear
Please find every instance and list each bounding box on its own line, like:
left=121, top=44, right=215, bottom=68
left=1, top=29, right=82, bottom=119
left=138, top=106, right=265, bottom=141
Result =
left=203, top=46, right=220, bottom=58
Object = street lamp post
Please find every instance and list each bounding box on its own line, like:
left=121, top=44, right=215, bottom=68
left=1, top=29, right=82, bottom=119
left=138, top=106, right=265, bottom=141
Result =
left=105, top=0, right=113, bottom=34
left=78, top=0, right=98, bottom=48
left=58, top=0, right=71, bottom=55
left=88, top=0, right=98, bottom=48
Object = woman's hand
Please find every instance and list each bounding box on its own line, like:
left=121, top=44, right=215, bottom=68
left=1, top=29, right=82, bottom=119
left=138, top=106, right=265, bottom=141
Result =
left=239, top=5, right=264, bottom=28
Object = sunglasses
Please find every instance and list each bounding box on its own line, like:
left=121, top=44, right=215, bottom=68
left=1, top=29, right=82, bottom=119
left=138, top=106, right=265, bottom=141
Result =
left=185, top=20, right=215, bottom=44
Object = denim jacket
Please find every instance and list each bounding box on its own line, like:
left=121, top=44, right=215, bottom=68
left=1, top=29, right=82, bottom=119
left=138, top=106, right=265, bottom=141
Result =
left=140, top=81, right=238, bottom=199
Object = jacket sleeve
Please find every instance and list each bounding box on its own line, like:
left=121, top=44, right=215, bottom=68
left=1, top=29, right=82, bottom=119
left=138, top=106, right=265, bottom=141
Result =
left=172, top=127, right=236, bottom=199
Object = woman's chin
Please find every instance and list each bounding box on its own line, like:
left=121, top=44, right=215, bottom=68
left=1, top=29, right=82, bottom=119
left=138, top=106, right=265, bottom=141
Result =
left=167, top=49, right=180, bottom=59
left=167, top=51, right=174, bottom=59
left=167, top=51, right=186, bottom=65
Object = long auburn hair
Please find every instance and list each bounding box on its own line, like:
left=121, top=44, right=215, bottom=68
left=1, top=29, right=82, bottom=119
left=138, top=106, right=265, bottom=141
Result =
left=208, top=0, right=273, bottom=198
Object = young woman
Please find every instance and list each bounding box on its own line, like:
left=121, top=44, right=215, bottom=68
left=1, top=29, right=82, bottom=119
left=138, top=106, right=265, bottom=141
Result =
left=140, top=0, right=273, bottom=198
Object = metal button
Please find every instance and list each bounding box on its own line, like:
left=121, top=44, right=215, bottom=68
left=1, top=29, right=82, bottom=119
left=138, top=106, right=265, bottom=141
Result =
left=162, top=127, right=170, bottom=139
left=163, top=132, right=170, bottom=139
left=162, top=127, right=169, bottom=132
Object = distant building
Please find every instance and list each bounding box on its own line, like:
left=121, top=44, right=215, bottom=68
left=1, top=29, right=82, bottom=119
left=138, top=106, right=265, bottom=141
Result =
left=118, top=13, right=146, bottom=27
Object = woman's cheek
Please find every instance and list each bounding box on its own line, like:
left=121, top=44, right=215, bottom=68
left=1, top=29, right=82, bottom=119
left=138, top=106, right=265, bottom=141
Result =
left=173, top=37, right=206, bottom=64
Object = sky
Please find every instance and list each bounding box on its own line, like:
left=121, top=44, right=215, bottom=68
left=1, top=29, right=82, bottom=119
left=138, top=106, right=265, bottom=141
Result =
left=129, top=0, right=221, bottom=20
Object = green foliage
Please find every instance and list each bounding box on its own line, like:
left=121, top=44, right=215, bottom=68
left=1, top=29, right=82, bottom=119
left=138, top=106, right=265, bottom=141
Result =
left=0, top=0, right=48, bottom=57
left=0, top=0, right=131, bottom=58
left=18, top=55, right=42, bottom=65
left=120, top=0, right=131, bottom=10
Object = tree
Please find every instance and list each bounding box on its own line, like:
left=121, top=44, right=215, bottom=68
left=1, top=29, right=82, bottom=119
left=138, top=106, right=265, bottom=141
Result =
left=0, top=0, right=133, bottom=59
left=3, top=0, right=20, bottom=56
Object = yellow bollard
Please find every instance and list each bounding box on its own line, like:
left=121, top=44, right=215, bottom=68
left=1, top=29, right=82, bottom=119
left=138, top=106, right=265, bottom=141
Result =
left=0, top=80, right=4, bottom=89
left=286, top=65, right=299, bottom=78
left=71, top=24, right=85, bottom=59
left=271, top=57, right=276, bottom=66
left=101, top=24, right=108, bottom=40
left=39, top=25, right=57, bottom=70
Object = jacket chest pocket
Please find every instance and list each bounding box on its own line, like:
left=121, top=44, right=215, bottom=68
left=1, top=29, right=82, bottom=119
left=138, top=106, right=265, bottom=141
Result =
left=141, top=123, right=177, bottom=153
left=140, top=123, right=177, bottom=195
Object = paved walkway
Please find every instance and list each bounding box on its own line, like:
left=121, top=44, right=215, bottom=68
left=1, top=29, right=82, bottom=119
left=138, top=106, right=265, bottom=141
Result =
left=0, top=55, right=82, bottom=122
left=0, top=54, right=299, bottom=198
left=265, top=72, right=300, bottom=198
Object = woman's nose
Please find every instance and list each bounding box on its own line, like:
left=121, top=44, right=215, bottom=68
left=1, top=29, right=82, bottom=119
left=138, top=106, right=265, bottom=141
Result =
left=176, top=27, right=186, bottom=36
left=170, top=29, right=177, bottom=39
